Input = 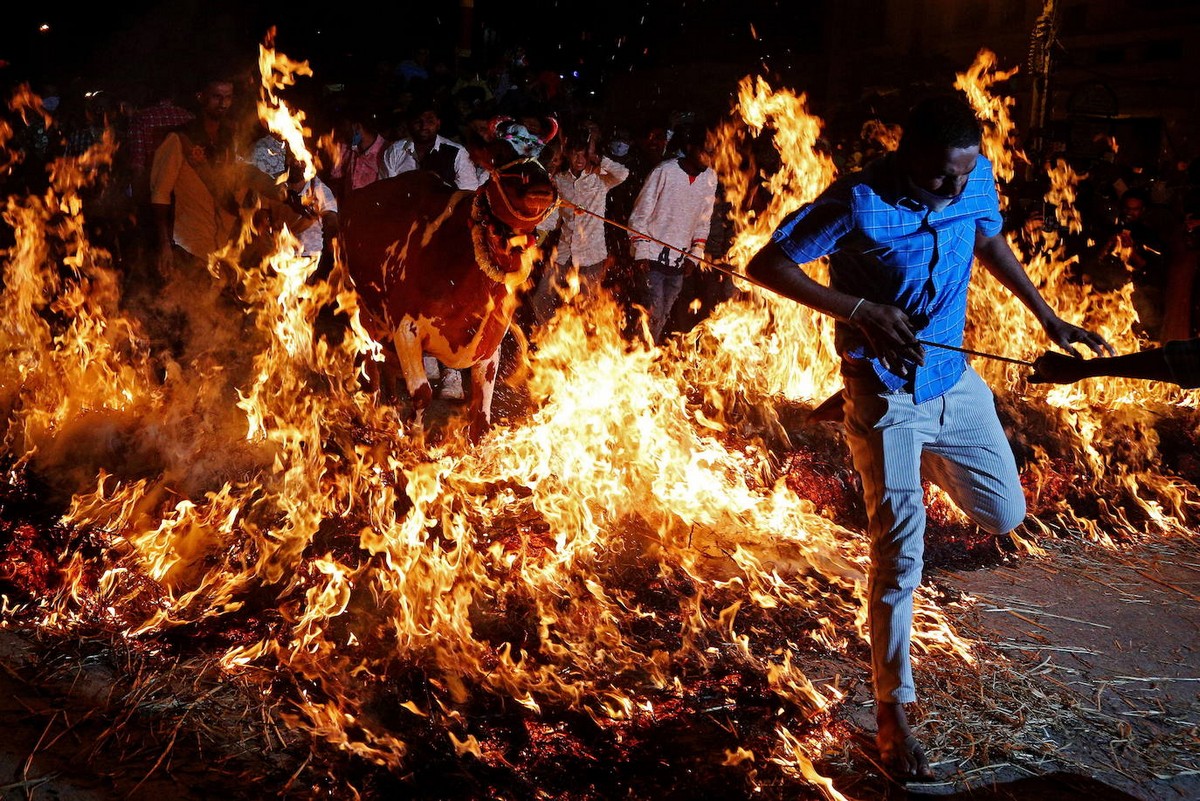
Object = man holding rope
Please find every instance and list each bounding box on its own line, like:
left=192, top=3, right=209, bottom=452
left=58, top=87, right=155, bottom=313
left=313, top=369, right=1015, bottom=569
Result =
left=627, top=122, right=718, bottom=345
left=745, top=94, right=1114, bottom=782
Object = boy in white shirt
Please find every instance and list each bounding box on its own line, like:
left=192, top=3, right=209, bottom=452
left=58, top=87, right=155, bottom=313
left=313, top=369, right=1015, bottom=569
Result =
left=531, top=134, right=629, bottom=325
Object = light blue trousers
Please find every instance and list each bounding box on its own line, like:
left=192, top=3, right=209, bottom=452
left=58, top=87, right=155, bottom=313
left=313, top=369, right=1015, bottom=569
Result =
left=843, top=366, right=1026, bottom=703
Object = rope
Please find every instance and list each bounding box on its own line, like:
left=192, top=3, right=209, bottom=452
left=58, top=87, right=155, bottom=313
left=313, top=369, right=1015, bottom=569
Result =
left=915, top=340, right=1034, bottom=367
left=485, top=157, right=553, bottom=224
left=556, top=197, right=1037, bottom=367
left=556, top=197, right=760, bottom=285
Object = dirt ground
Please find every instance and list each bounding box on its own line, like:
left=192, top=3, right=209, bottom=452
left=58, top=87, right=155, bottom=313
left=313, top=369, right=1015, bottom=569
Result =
left=2, top=525, right=1196, bottom=800
left=1, top=387, right=1197, bottom=800
left=923, top=532, right=1200, bottom=801
left=877, top=531, right=1199, bottom=801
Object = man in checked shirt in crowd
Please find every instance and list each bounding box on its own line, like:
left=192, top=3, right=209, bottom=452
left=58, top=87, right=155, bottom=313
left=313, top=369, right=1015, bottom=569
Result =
left=746, top=95, right=1114, bottom=782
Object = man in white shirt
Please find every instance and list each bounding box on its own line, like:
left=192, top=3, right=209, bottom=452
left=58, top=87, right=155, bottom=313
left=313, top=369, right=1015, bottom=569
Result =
left=627, top=123, right=718, bottom=345
left=381, top=100, right=481, bottom=190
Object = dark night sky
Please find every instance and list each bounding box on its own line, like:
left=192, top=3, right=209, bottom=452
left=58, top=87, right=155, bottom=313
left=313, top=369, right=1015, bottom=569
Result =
left=0, top=1, right=824, bottom=105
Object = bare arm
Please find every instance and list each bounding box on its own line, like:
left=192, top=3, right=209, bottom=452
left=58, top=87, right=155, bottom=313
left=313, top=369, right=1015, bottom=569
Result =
left=152, top=202, right=174, bottom=275
left=1159, top=224, right=1197, bottom=341
left=320, top=210, right=339, bottom=252
left=148, top=134, right=182, bottom=277
left=746, top=240, right=860, bottom=318
left=1030, top=348, right=1172, bottom=384
left=599, top=156, right=629, bottom=188
left=974, top=230, right=1115, bottom=357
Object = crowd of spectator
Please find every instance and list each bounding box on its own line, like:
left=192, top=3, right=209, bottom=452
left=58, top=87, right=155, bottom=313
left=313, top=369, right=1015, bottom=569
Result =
left=3, top=41, right=1200, bottom=368
left=1008, top=139, right=1200, bottom=343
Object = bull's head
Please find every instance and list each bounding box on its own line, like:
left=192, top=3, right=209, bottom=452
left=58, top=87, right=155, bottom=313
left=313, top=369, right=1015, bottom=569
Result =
left=463, top=115, right=560, bottom=282
left=470, top=115, right=560, bottom=238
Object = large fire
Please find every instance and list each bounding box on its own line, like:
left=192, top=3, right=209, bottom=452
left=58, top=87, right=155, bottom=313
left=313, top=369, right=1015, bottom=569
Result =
left=0, top=42, right=1195, bottom=800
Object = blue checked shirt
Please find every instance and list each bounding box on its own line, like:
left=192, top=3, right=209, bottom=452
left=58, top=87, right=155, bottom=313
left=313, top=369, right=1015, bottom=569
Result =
left=772, top=153, right=1004, bottom=402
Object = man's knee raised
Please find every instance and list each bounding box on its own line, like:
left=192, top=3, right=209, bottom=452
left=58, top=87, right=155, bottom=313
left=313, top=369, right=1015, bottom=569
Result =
left=984, top=494, right=1027, bottom=536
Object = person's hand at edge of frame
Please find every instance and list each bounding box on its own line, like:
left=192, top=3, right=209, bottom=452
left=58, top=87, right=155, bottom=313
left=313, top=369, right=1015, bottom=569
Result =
left=1028, top=349, right=1095, bottom=384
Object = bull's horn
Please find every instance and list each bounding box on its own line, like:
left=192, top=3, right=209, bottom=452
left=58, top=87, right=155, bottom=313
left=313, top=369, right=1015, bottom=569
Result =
left=488, top=115, right=515, bottom=141
left=539, top=116, right=559, bottom=144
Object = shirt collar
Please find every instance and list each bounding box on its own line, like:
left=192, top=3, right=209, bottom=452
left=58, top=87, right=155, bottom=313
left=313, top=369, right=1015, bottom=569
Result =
left=878, top=152, right=964, bottom=214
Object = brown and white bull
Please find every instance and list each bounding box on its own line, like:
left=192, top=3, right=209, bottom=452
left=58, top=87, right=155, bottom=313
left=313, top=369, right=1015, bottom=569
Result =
left=339, top=118, right=559, bottom=438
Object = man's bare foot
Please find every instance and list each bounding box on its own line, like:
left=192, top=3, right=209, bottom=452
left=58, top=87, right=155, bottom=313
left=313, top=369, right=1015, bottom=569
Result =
left=875, top=701, right=935, bottom=782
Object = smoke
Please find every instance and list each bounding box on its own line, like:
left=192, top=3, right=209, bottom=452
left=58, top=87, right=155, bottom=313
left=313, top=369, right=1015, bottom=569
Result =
left=13, top=204, right=282, bottom=510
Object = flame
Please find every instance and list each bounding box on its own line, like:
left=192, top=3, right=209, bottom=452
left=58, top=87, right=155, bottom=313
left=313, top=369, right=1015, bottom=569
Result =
left=257, top=27, right=316, bottom=181
left=954, top=48, right=1196, bottom=540
left=1046, top=157, right=1084, bottom=235
left=954, top=49, right=1022, bottom=193
left=689, top=75, right=842, bottom=412
left=1, top=41, right=1196, bottom=801
left=860, top=119, right=901, bottom=154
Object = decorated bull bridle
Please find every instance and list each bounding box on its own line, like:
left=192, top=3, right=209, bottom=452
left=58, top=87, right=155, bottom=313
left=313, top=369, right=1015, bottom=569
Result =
left=481, top=115, right=559, bottom=223
left=486, top=157, right=554, bottom=220
left=487, top=116, right=559, bottom=159
left=468, top=117, right=560, bottom=286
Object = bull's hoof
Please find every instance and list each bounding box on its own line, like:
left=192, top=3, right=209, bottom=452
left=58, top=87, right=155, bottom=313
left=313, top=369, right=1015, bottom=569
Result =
left=411, top=382, right=434, bottom=411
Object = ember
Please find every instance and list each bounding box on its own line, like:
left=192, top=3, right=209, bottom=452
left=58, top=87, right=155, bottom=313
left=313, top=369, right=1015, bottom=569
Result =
left=0, top=38, right=1197, bottom=801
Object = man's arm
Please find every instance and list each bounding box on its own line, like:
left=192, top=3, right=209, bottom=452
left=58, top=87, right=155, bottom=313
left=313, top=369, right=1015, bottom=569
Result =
left=599, top=156, right=630, bottom=189
left=686, top=175, right=718, bottom=266
left=745, top=238, right=924, bottom=372
left=313, top=178, right=339, bottom=251
left=454, top=147, right=483, bottom=191
left=151, top=202, right=174, bottom=275
left=1159, top=223, right=1197, bottom=341
left=1030, top=348, right=1171, bottom=384
left=973, top=230, right=1115, bottom=357
left=745, top=240, right=860, bottom=319
left=380, top=142, right=401, bottom=179
left=1031, top=337, right=1200, bottom=387
left=148, top=133, right=183, bottom=276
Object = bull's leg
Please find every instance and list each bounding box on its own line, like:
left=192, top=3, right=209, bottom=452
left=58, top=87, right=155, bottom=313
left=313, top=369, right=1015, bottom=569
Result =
left=392, top=320, right=434, bottom=429
left=364, top=352, right=402, bottom=401
left=468, top=344, right=503, bottom=441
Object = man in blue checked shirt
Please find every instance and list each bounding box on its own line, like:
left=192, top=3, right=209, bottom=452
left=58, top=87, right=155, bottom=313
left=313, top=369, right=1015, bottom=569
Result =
left=747, top=95, right=1114, bottom=782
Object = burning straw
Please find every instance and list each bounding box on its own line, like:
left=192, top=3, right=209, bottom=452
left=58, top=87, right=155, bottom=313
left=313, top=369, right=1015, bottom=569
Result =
left=1, top=39, right=1198, bottom=800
